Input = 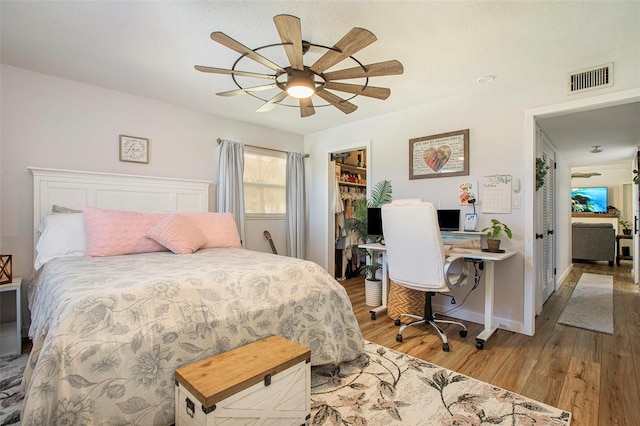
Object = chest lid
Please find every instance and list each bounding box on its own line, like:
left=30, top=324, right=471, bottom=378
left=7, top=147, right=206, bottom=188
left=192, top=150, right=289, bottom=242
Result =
left=175, top=335, right=310, bottom=408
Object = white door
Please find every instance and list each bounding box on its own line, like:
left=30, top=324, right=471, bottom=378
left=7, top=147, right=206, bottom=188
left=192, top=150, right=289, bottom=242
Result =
left=536, top=129, right=556, bottom=314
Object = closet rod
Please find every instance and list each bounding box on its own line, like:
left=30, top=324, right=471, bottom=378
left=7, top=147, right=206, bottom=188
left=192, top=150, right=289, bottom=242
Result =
left=217, top=138, right=309, bottom=158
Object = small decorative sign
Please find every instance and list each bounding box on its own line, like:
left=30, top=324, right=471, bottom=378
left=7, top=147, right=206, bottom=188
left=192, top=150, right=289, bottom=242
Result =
left=0, top=254, right=12, bottom=284
left=119, top=135, right=149, bottom=163
left=464, top=213, right=478, bottom=232
left=458, top=180, right=478, bottom=205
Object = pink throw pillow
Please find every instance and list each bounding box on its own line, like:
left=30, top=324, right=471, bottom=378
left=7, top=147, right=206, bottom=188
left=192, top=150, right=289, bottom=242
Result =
left=181, top=213, right=242, bottom=248
left=84, top=207, right=168, bottom=257
left=146, top=214, right=207, bottom=254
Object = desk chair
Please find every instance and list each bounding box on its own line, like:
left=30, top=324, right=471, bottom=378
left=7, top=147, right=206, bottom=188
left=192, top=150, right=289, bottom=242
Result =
left=381, top=199, right=470, bottom=351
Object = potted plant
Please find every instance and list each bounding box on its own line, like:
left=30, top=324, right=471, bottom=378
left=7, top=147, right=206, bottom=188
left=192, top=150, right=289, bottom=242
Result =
left=620, top=219, right=632, bottom=235
left=345, top=180, right=392, bottom=306
left=481, top=219, right=513, bottom=252
left=536, top=157, right=551, bottom=191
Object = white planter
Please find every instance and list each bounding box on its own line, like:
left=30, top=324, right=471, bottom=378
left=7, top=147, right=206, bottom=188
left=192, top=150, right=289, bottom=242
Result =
left=365, top=279, right=382, bottom=307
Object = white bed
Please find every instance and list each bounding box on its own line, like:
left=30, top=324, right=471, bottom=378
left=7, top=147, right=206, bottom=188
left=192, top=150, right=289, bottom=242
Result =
left=22, top=168, right=364, bottom=425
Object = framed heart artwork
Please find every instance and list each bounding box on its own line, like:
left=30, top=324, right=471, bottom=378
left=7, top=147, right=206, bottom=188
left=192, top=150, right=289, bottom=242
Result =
left=409, top=129, right=469, bottom=179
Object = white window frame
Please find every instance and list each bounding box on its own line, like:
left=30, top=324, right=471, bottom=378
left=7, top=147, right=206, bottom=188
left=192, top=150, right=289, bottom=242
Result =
left=243, top=146, right=287, bottom=219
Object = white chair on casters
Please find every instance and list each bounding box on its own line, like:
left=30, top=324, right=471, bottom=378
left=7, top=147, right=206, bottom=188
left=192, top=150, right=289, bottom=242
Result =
left=381, top=199, right=470, bottom=352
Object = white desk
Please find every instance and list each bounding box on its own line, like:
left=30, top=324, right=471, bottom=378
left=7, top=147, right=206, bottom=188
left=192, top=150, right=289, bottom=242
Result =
left=459, top=250, right=517, bottom=349
left=358, top=244, right=516, bottom=349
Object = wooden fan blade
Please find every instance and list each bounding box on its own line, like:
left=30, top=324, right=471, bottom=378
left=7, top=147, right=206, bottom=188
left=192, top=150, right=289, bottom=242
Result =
left=216, top=83, right=278, bottom=97
left=195, top=65, right=276, bottom=80
left=310, top=28, right=377, bottom=74
left=315, top=89, right=358, bottom=114
left=210, top=32, right=285, bottom=73
left=324, top=82, right=390, bottom=100
left=323, top=60, right=404, bottom=81
left=274, top=15, right=304, bottom=71
left=299, top=97, right=315, bottom=117
left=256, top=91, right=288, bottom=112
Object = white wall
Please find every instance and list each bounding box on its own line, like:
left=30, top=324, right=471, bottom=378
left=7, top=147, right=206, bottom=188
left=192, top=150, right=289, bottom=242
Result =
left=0, top=64, right=304, bottom=280
left=304, top=50, right=639, bottom=335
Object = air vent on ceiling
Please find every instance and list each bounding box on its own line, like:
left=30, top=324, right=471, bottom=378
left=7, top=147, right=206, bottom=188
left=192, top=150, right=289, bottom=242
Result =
left=568, top=63, right=613, bottom=94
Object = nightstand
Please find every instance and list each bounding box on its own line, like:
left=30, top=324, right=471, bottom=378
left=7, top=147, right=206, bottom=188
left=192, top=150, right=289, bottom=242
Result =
left=0, top=277, right=22, bottom=356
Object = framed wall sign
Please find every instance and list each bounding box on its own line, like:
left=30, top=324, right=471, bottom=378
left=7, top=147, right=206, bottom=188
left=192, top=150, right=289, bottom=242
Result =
left=464, top=213, right=478, bottom=231
left=409, top=129, right=469, bottom=179
left=119, top=135, right=149, bottom=164
left=458, top=180, right=478, bottom=205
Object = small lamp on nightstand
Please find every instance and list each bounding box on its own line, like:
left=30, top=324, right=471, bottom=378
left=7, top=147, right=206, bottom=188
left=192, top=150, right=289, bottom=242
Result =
left=0, top=255, right=12, bottom=284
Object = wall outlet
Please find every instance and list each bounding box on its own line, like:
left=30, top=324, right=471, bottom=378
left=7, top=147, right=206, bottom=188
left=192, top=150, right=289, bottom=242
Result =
left=513, top=196, right=521, bottom=209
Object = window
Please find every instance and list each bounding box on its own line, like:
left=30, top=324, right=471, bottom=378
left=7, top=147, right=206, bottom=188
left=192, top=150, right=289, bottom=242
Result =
left=243, top=148, right=286, bottom=215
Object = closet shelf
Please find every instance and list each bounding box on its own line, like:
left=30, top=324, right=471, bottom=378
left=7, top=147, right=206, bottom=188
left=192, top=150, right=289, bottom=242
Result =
left=338, top=164, right=366, bottom=173
left=339, top=181, right=367, bottom=187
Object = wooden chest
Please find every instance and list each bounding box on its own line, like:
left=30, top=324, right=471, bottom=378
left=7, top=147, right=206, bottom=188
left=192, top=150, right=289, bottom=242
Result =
left=174, top=335, right=311, bottom=425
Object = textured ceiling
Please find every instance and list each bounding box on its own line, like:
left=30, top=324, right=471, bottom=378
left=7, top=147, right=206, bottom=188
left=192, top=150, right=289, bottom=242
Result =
left=538, top=102, right=640, bottom=168
left=1, top=0, right=639, bottom=154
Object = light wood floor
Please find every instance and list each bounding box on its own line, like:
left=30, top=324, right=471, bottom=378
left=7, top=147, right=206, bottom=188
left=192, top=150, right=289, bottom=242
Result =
left=341, top=261, right=640, bottom=426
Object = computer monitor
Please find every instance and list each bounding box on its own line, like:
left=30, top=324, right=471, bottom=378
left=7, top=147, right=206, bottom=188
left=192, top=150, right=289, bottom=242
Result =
left=367, top=207, right=383, bottom=236
left=437, top=209, right=460, bottom=231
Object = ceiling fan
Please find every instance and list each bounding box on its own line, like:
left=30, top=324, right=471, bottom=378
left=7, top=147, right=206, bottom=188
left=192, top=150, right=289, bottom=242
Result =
left=195, top=14, right=404, bottom=118
left=571, top=172, right=602, bottom=178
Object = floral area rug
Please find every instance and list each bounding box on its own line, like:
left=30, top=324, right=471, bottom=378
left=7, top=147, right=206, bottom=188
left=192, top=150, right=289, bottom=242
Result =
left=310, top=341, right=571, bottom=425
left=0, top=354, right=27, bottom=426
left=2, top=342, right=571, bottom=425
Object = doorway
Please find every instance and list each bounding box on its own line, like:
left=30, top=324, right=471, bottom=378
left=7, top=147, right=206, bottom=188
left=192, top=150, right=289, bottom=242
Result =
left=327, top=142, right=371, bottom=282
left=526, top=88, right=640, bottom=335
left=333, top=148, right=368, bottom=280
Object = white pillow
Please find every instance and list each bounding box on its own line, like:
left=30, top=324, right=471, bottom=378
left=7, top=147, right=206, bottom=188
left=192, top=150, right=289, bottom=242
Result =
left=35, top=213, right=86, bottom=269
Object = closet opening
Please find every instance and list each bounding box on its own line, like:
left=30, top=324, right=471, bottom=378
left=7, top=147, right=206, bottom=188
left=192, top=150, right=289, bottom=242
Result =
left=333, top=149, right=368, bottom=281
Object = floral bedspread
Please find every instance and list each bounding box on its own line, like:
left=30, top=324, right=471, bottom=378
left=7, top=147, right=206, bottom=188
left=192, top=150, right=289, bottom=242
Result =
left=22, top=248, right=364, bottom=425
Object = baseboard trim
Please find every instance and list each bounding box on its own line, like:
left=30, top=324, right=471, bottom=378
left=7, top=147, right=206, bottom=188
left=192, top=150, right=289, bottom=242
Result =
left=432, top=302, right=528, bottom=336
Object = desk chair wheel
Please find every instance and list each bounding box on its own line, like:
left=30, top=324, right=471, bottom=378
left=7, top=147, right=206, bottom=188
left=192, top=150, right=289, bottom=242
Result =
left=396, top=334, right=403, bottom=342
left=394, top=319, right=401, bottom=326
left=442, top=343, right=450, bottom=352
left=459, top=330, right=468, bottom=338
left=371, top=312, right=377, bottom=320
left=476, top=340, right=484, bottom=350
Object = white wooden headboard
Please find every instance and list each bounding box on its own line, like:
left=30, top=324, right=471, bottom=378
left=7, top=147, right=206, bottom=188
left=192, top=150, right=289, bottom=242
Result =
left=30, top=167, right=212, bottom=234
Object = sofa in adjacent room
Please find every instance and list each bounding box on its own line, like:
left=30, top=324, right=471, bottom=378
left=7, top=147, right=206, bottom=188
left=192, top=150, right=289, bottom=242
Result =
left=571, top=222, right=615, bottom=265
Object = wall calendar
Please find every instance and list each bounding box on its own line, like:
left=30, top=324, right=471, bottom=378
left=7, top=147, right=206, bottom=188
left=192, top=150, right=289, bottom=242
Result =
left=482, top=175, right=512, bottom=214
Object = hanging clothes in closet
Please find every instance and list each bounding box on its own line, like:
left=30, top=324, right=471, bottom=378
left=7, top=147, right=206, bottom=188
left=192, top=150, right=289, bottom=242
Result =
left=335, top=185, right=366, bottom=280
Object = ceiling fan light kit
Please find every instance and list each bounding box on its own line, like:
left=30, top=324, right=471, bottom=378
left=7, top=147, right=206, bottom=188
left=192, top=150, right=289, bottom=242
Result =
left=195, top=14, right=403, bottom=117
left=282, top=69, right=317, bottom=98
left=286, top=80, right=314, bottom=98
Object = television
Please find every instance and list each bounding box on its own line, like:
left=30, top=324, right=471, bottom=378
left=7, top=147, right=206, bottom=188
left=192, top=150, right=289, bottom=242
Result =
left=367, top=207, right=384, bottom=236
left=571, top=187, right=608, bottom=213
left=437, top=209, right=460, bottom=231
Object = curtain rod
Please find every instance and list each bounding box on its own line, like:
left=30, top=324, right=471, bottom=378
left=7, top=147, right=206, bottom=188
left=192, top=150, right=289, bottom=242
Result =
left=217, top=138, right=309, bottom=158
